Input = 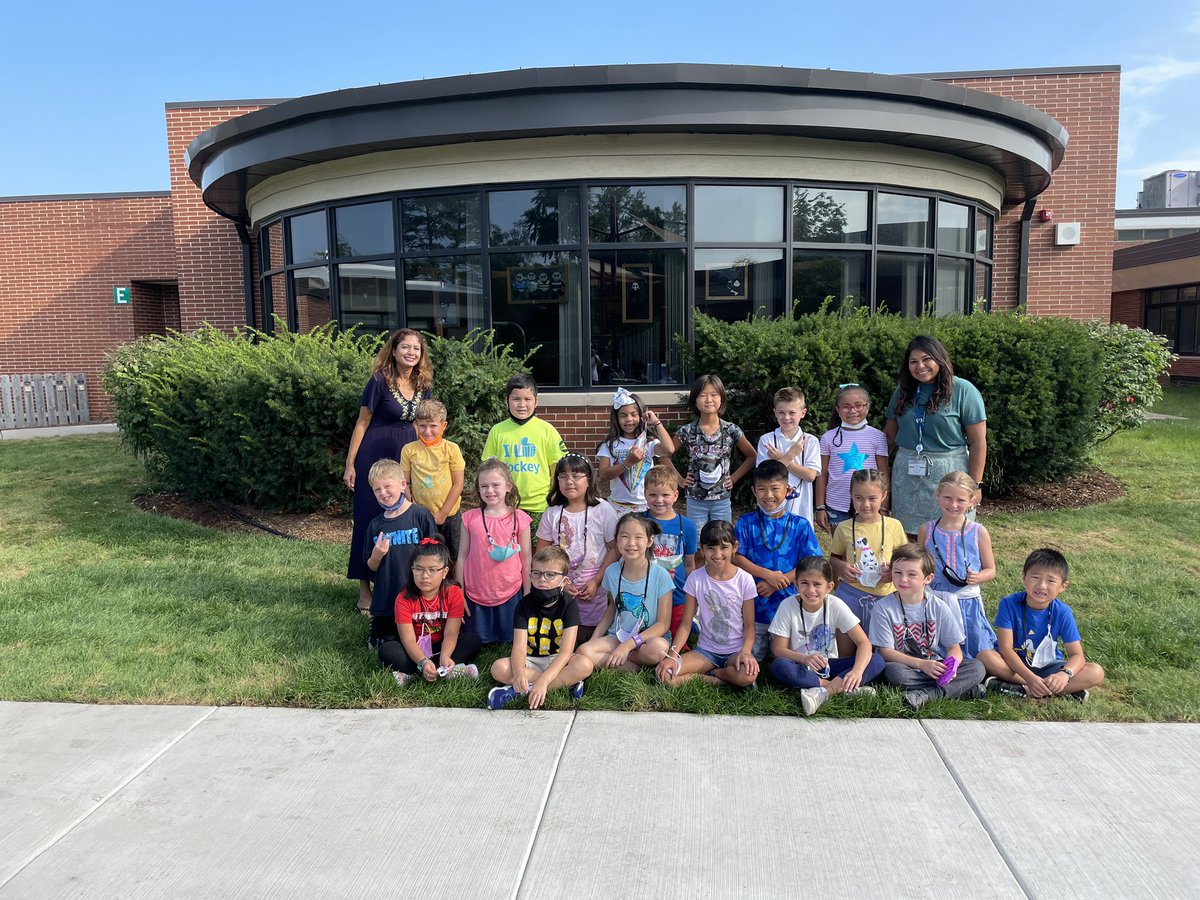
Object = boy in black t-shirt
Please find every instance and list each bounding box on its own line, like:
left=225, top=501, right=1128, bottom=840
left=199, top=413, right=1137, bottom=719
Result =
left=487, top=546, right=591, bottom=709
left=364, top=459, right=437, bottom=650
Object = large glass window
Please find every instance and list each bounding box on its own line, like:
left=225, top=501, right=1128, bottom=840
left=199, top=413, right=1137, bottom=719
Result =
left=263, top=180, right=996, bottom=388
left=878, top=194, right=931, bottom=247
left=792, top=249, right=868, bottom=314
left=403, top=256, right=486, bottom=342
left=695, top=186, right=784, bottom=243
left=489, top=188, right=579, bottom=246
left=588, top=185, right=687, bottom=243
left=938, top=201, right=971, bottom=253
left=877, top=253, right=929, bottom=317
left=289, top=211, right=328, bottom=264
left=339, top=262, right=397, bottom=333
left=402, top=193, right=481, bottom=251
left=695, top=249, right=785, bottom=322
left=589, top=249, right=687, bottom=385
left=489, top=251, right=583, bottom=386
left=1146, top=284, right=1199, bottom=354
left=793, top=189, right=869, bottom=243
left=335, top=202, right=394, bottom=258
left=292, top=266, right=332, bottom=332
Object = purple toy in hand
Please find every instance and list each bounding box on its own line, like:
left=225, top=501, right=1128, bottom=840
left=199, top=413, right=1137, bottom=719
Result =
left=936, top=655, right=958, bottom=687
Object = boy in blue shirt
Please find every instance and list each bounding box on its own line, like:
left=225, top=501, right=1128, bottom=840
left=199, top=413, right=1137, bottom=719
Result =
left=988, top=548, right=1105, bottom=702
left=734, top=460, right=821, bottom=660
left=642, top=465, right=699, bottom=643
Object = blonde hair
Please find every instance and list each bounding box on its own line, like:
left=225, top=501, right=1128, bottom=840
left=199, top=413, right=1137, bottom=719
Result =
left=936, top=471, right=980, bottom=504
left=415, top=399, right=447, bottom=422
left=368, top=458, right=405, bottom=484
left=533, top=544, right=570, bottom=572
left=475, top=457, right=521, bottom=510
left=644, top=464, right=679, bottom=490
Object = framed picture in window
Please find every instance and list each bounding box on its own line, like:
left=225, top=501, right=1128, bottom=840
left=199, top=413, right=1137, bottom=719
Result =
left=704, top=264, right=749, bottom=301
left=621, top=262, right=653, bottom=323
left=508, top=265, right=568, bottom=304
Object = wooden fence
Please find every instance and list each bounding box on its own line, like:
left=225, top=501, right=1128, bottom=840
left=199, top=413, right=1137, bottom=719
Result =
left=0, top=373, right=90, bottom=429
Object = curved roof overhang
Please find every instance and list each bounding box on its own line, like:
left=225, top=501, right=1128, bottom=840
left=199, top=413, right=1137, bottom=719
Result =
left=186, top=64, right=1069, bottom=224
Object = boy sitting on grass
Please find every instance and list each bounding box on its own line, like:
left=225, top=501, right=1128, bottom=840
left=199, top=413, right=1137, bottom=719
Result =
left=987, top=547, right=1105, bottom=702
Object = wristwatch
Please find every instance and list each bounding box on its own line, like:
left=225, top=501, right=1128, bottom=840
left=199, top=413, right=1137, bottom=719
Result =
left=1063, top=666, right=1075, bottom=678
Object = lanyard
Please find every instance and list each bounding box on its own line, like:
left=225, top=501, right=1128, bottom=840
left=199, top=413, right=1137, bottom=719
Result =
left=1020, top=597, right=1054, bottom=663
left=851, top=516, right=886, bottom=564
left=617, top=561, right=651, bottom=628
left=798, top=598, right=827, bottom=650
left=899, top=592, right=936, bottom=658
left=482, top=508, right=518, bottom=548
left=756, top=510, right=792, bottom=553
left=913, top=386, right=932, bottom=455
left=416, top=588, right=446, bottom=637
left=931, top=517, right=967, bottom=578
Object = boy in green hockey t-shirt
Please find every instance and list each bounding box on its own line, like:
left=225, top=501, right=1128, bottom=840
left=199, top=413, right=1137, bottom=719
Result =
left=481, top=374, right=567, bottom=515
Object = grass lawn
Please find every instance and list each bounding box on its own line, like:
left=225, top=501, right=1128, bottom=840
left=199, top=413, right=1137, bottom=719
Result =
left=2, top=383, right=1197, bottom=721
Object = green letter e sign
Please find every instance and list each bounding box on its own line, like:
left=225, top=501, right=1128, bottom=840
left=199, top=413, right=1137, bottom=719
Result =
left=114, top=286, right=131, bottom=305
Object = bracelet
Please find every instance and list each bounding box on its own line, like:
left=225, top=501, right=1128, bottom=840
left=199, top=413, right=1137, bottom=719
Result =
left=815, top=505, right=827, bottom=511
left=632, top=634, right=645, bottom=649
left=416, top=657, right=431, bottom=671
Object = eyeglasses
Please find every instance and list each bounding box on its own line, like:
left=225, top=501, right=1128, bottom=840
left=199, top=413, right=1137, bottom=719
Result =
left=411, top=566, right=447, bottom=576
left=557, top=472, right=587, bottom=482
left=531, top=570, right=568, bottom=582
left=838, top=403, right=868, bottom=411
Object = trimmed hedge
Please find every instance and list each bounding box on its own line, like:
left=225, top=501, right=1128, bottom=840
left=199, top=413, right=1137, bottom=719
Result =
left=681, top=308, right=1172, bottom=493
left=104, top=325, right=534, bottom=511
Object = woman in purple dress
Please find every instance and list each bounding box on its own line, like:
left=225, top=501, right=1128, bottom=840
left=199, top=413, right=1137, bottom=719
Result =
left=344, top=329, right=433, bottom=611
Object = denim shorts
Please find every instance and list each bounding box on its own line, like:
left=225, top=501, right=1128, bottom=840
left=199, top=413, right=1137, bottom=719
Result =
left=695, top=646, right=738, bottom=669
left=685, top=497, right=732, bottom=529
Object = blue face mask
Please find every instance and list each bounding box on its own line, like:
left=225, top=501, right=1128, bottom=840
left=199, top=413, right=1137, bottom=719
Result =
left=378, top=494, right=406, bottom=511
left=488, top=544, right=519, bottom=562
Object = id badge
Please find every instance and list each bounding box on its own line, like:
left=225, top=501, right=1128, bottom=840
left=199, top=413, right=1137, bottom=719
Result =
left=907, top=457, right=928, bottom=477
left=417, top=633, right=433, bottom=658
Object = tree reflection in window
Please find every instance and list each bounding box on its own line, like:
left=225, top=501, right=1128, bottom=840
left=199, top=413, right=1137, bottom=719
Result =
left=589, top=186, right=686, bottom=244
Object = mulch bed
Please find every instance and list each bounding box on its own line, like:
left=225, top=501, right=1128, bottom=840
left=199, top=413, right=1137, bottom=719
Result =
left=135, top=466, right=1125, bottom=544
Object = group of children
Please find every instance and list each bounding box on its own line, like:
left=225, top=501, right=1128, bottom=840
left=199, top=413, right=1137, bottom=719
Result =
left=360, top=373, right=1105, bottom=713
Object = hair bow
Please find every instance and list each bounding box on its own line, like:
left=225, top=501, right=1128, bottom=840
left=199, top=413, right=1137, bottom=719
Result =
left=612, top=387, right=635, bottom=410
left=418, top=537, right=441, bottom=546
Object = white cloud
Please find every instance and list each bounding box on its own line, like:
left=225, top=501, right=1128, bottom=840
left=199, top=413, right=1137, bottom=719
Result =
left=1188, top=11, right=1200, bottom=33
left=1127, top=150, right=1200, bottom=180
left=1122, top=57, right=1200, bottom=97
left=1118, top=106, right=1163, bottom=162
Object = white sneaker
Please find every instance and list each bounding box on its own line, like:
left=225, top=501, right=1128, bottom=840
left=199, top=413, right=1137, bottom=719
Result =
left=445, top=663, right=479, bottom=680
left=800, top=687, right=829, bottom=716
left=844, top=685, right=877, bottom=697
left=393, top=671, right=409, bottom=687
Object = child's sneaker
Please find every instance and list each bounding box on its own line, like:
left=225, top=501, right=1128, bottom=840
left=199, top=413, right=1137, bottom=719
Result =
left=903, top=690, right=932, bottom=711
left=1067, top=689, right=1090, bottom=703
left=968, top=683, right=987, bottom=700
left=986, top=677, right=1027, bottom=698
left=445, top=663, right=479, bottom=680
left=392, top=671, right=409, bottom=687
left=799, top=687, right=828, bottom=716
left=487, top=685, right=518, bottom=709
left=844, top=685, right=877, bottom=698
left=569, top=680, right=587, bottom=701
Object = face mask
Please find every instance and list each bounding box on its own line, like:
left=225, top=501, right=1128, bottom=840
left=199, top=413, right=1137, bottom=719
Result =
left=757, top=502, right=786, bottom=518
left=378, top=495, right=406, bottom=511
left=840, top=420, right=867, bottom=430
left=488, top=544, right=519, bottom=562
left=528, top=586, right=564, bottom=605
left=509, top=411, right=534, bottom=426
left=417, top=633, right=433, bottom=658
left=698, top=464, right=723, bottom=487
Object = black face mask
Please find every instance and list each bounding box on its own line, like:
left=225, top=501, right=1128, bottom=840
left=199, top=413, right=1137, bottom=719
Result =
left=528, top=586, right=563, bottom=605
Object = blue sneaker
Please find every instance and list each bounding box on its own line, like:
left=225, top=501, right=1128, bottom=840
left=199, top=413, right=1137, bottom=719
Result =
left=487, top=686, right=518, bottom=710
left=569, top=680, right=587, bottom=701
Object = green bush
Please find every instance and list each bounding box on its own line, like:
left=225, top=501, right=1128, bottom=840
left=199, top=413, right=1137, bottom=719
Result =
left=105, top=324, right=376, bottom=510
left=104, top=325, right=535, bottom=511
left=680, top=306, right=1171, bottom=493
left=1086, top=320, right=1177, bottom=441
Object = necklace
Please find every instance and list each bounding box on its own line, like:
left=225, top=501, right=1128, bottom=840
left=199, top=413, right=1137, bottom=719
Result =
left=482, top=508, right=518, bottom=549
left=389, top=376, right=418, bottom=418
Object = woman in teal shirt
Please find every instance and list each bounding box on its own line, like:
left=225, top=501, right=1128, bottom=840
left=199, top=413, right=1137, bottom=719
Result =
left=884, top=335, right=988, bottom=535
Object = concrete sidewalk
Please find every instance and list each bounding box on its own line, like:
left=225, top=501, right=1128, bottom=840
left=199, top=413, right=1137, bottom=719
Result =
left=0, top=423, right=117, bottom=440
left=1, top=702, right=1196, bottom=899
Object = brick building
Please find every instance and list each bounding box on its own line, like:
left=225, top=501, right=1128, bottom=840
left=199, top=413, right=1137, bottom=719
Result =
left=1, top=64, right=1131, bottom=436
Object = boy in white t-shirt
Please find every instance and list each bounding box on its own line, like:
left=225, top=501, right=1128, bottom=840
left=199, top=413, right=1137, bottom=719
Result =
left=769, top=555, right=885, bottom=715
left=656, top=520, right=758, bottom=688
left=756, top=386, right=821, bottom=524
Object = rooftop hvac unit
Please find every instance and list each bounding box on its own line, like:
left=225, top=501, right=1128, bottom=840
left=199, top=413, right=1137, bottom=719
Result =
left=1054, top=222, right=1081, bottom=246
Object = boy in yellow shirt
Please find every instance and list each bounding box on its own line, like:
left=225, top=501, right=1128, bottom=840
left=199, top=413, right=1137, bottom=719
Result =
left=400, top=400, right=466, bottom=558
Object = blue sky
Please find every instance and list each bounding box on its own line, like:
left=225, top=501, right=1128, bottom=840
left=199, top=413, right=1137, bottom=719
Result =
left=2, top=0, right=1198, bottom=208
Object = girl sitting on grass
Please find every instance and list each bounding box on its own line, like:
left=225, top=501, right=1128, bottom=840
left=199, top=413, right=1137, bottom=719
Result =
left=380, top=537, right=481, bottom=686
left=576, top=513, right=674, bottom=674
